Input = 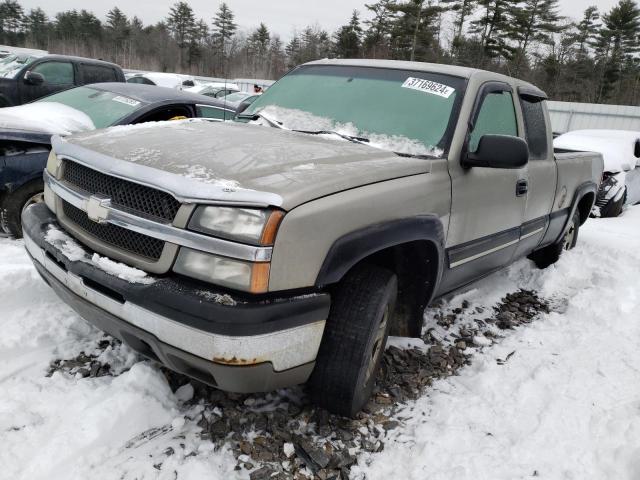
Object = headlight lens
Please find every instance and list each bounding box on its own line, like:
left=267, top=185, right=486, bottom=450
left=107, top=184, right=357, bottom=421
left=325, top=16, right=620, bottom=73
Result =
left=174, top=248, right=270, bottom=293
left=189, top=206, right=284, bottom=245
left=46, top=150, right=60, bottom=177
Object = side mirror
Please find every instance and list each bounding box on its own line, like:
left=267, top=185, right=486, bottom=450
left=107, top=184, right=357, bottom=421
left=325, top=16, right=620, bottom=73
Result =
left=636, top=158, right=640, bottom=168
left=463, top=134, right=529, bottom=169
left=24, top=71, right=45, bottom=86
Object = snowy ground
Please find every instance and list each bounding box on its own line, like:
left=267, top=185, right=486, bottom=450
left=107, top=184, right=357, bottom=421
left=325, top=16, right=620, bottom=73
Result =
left=1, top=207, right=640, bottom=480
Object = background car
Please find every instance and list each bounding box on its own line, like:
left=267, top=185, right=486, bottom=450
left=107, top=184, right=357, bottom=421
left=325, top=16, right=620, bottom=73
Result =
left=0, top=54, right=125, bottom=107
left=221, top=91, right=260, bottom=112
left=0, top=82, right=236, bottom=237
left=185, top=81, right=240, bottom=98
left=127, top=72, right=195, bottom=89
left=554, top=129, right=640, bottom=217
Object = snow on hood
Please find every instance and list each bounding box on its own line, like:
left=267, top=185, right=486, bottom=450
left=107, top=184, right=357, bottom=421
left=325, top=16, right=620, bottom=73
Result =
left=554, top=129, right=640, bottom=173
left=253, top=105, right=443, bottom=157
left=0, top=102, right=95, bottom=135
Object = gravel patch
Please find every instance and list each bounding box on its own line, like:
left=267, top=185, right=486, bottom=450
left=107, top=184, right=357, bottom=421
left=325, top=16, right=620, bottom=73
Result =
left=46, top=289, right=551, bottom=479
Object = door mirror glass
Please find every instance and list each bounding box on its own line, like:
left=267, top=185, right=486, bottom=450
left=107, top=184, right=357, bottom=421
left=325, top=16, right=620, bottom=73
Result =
left=464, top=134, right=529, bottom=169
left=23, top=71, right=44, bottom=86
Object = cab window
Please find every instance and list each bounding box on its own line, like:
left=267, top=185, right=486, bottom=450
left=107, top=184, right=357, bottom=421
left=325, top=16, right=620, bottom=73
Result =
left=520, top=97, right=548, bottom=160
left=81, top=64, right=118, bottom=84
left=469, top=91, right=518, bottom=152
left=31, top=61, right=74, bottom=85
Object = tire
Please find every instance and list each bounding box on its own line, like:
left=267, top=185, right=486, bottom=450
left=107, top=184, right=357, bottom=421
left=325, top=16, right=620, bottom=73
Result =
left=2, top=180, right=45, bottom=238
left=309, top=264, right=397, bottom=417
left=529, top=210, right=580, bottom=269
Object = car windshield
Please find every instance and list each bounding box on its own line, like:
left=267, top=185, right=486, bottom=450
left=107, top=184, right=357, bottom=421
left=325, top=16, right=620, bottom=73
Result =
left=242, top=65, right=466, bottom=157
left=35, top=86, right=145, bottom=129
left=0, top=54, right=37, bottom=79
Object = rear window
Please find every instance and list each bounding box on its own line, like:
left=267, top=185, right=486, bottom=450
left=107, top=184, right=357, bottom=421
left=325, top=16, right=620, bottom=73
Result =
left=81, top=64, right=118, bottom=84
left=520, top=97, right=548, bottom=160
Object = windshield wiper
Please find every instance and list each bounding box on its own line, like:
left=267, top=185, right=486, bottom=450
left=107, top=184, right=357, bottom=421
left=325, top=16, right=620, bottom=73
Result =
left=293, top=129, right=370, bottom=145
left=238, top=111, right=286, bottom=129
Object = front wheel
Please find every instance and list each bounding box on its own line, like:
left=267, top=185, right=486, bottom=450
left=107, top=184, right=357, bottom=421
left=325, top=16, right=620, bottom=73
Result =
left=309, top=264, right=397, bottom=417
left=1, top=181, right=45, bottom=238
left=529, top=210, right=580, bottom=269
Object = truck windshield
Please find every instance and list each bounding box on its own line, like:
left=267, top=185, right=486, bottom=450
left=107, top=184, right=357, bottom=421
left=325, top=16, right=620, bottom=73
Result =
left=35, top=86, right=144, bottom=129
left=0, top=54, right=37, bottom=79
left=241, top=65, right=465, bottom=157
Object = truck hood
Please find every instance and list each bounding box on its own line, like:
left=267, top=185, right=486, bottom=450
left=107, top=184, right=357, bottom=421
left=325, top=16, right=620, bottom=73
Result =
left=56, top=120, right=433, bottom=210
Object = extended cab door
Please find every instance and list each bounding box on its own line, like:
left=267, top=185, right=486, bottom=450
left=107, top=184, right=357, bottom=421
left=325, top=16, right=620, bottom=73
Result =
left=78, top=63, right=120, bottom=85
left=513, top=89, right=557, bottom=258
left=440, top=82, right=527, bottom=293
left=18, top=59, right=75, bottom=103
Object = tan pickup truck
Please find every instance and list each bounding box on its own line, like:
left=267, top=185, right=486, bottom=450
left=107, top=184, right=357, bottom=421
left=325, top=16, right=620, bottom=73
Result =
left=23, top=59, right=603, bottom=416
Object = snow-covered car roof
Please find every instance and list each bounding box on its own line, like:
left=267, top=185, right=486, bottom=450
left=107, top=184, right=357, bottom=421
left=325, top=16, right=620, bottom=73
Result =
left=554, top=129, right=640, bottom=173
left=129, top=72, right=195, bottom=89
left=185, top=82, right=240, bottom=95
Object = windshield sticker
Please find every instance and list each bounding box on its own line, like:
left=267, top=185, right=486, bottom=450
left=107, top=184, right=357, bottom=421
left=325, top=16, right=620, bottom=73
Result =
left=112, top=96, right=141, bottom=107
left=402, top=77, right=455, bottom=98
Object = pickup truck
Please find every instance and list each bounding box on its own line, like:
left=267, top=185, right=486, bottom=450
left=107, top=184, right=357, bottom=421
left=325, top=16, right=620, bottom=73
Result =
left=22, top=60, right=603, bottom=417
left=0, top=54, right=125, bottom=106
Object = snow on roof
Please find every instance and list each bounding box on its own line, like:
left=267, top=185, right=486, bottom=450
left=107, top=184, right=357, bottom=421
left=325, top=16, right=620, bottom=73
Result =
left=554, top=130, right=640, bottom=173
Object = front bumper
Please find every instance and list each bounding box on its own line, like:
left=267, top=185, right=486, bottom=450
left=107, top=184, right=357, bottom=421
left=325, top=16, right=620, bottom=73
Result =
left=22, top=203, right=330, bottom=392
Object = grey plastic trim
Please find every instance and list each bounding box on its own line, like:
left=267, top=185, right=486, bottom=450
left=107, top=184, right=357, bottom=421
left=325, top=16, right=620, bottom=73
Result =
left=25, top=233, right=325, bottom=372
left=45, top=170, right=273, bottom=262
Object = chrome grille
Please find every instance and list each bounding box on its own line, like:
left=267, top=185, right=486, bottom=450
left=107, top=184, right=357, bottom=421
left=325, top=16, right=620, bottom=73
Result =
left=62, top=201, right=164, bottom=260
left=62, top=160, right=181, bottom=222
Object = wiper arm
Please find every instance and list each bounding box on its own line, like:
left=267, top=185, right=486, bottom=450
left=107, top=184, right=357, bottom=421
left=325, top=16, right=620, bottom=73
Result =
left=293, top=130, right=370, bottom=145
left=239, top=111, right=286, bottom=129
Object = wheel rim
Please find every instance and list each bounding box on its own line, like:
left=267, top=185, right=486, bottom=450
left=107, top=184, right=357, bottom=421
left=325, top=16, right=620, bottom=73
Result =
left=364, top=306, right=389, bottom=384
left=563, top=219, right=576, bottom=250
left=22, top=192, right=44, bottom=214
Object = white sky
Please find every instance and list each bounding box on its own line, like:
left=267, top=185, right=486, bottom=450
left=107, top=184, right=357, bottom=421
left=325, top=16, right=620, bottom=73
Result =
left=21, top=0, right=620, bottom=41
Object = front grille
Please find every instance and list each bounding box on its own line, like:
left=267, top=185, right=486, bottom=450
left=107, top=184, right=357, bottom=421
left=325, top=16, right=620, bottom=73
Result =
left=62, top=201, right=164, bottom=260
left=62, top=161, right=181, bottom=222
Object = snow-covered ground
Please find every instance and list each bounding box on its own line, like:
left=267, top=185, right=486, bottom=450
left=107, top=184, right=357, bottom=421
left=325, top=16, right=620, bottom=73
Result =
left=1, top=207, right=640, bottom=480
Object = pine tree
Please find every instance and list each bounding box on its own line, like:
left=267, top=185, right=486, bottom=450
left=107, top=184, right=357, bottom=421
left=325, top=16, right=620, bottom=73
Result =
left=441, top=0, right=477, bottom=53
left=469, top=0, right=518, bottom=64
left=510, top=0, right=563, bottom=75
left=106, top=7, right=129, bottom=42
left=594, top=0, right=640, bottom=100
left=212, top=3, right=237, bottom=56
left=575, top=6, right=600, bottom=56
left=166, top=2, right=196, bottom=69
left=364, top=0, right=396, bottom=57
left=23, top=7, right=48, bottom=48
left=389, top=0, right=441, bottom=61
left=334, top=10, right=363, bottom=58
left=0, top=0, right=24, bottom=43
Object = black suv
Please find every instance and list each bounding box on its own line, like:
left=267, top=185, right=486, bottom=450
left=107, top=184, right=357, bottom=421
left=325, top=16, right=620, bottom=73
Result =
left=0, top=54, right=125, bottom=106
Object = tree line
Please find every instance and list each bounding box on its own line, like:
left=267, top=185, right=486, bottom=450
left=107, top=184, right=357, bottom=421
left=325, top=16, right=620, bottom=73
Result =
left=0, top=0, right=639, bottom=104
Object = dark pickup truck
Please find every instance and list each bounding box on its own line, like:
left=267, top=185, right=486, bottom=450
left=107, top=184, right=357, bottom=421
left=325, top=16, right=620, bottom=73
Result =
left=0, top=54, right=125, bottom=106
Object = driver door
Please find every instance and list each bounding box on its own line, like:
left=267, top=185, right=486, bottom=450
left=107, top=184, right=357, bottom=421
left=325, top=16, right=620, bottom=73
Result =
left=19, top=60, right=75, bottom=104
left=440, top=83, right=528, bottom=293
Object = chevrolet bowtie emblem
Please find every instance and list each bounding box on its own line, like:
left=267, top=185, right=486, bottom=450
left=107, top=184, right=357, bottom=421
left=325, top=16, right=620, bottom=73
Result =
left=86, top=195, right=111, bottom=223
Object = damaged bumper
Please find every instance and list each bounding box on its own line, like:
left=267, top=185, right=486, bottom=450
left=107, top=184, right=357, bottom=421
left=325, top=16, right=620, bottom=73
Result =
left=22, top=203, right=330, bottom=392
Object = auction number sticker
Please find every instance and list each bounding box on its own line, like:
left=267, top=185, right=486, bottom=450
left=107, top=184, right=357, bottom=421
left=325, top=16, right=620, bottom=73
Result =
left=112, top=96, right=141, bottom=107
left=402, top=77, right=455, bottom=98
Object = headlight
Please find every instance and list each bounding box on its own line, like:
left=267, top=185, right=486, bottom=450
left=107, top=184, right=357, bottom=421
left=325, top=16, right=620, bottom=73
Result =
left=189, top=206, right=284, bottom=245
left=46, top=150, right=61, bottom=177
left=174, top=248, right=270, bottom=293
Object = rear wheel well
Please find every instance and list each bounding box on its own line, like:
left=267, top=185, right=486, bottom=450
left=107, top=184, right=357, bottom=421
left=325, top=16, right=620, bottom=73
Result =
left=577, top=192, right=595, bottom=224
left=335, top=240, right=440, bottom=338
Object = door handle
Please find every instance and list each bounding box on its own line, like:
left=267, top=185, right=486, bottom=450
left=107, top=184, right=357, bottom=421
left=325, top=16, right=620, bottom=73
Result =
left=516, top=179, right=528, bottom=197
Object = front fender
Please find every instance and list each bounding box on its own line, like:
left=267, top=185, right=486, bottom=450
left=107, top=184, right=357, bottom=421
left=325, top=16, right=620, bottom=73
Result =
left=1, top=149, right=50, bottom=193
